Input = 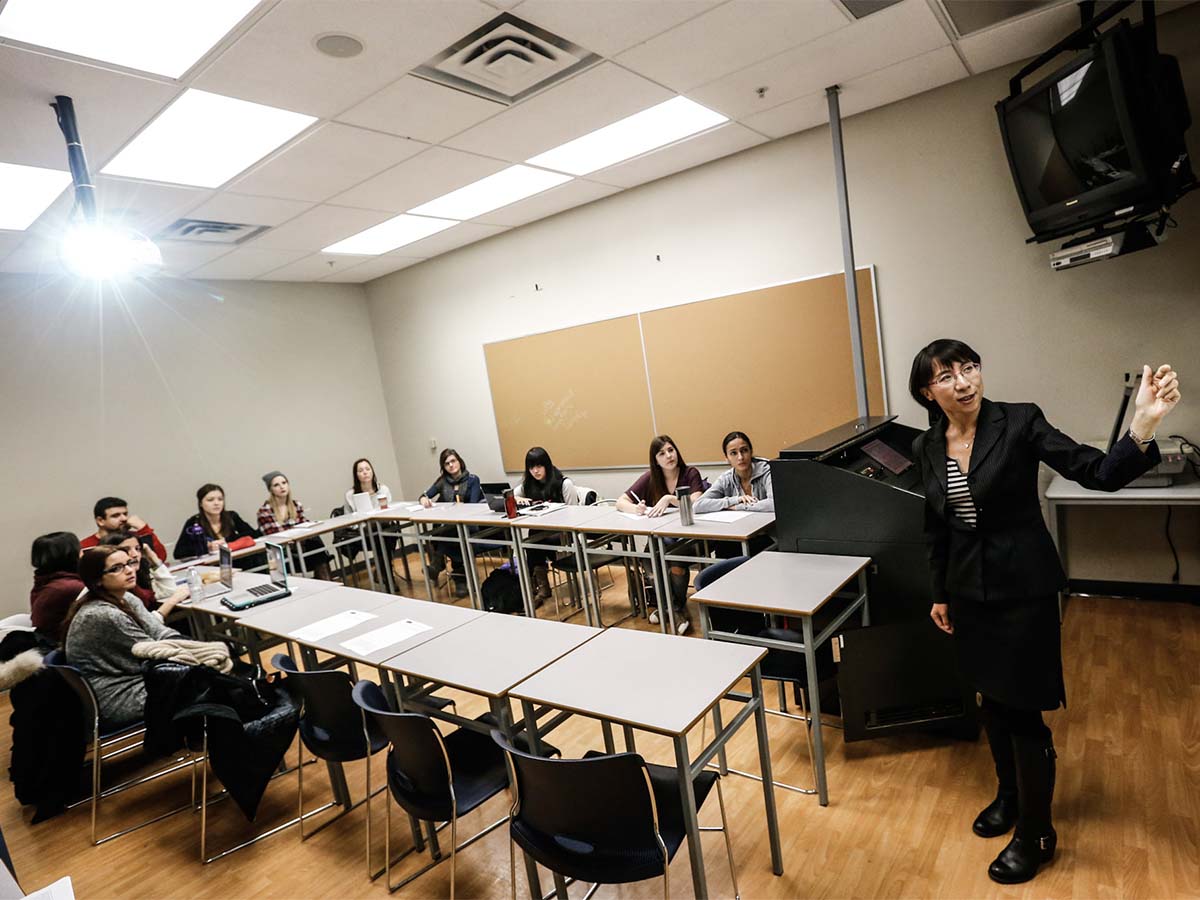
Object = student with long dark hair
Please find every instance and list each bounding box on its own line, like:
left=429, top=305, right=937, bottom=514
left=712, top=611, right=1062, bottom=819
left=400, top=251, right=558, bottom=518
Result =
left=694, top=431, right=774, bottom=513
left=345, top=458, right=393, bottom=512
left=174, top=483, right=262, bottom=568
left=100, top=532, right=188, bottom=612
left=616, top=435, right=706, bottom=633
left=30, top=531, right=84, bottom=642
left=63, top=546, right=184, bottom=728
left=514, top=446, right=580, bottom=603
left=418, top=449, right=482, bottom=599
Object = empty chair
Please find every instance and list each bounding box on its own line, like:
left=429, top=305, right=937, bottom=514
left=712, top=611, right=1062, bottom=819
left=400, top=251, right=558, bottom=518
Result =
left=692, top=556, right=769, bottom=635
left=352, top=680, right=510, bottom=896
left=492, top=729, right=739, bottom=899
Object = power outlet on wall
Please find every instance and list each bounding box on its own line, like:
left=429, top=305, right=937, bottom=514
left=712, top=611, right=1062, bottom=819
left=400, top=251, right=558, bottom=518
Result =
left=429, top=438, right=437, bottom=451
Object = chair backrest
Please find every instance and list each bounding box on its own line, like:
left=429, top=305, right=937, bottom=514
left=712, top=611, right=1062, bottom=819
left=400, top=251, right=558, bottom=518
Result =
left=272, top=654, right=370, bottom=754
left=351, top=680, right=455, bottom=820
left=490, top=729, right=663, bottom=863
left=573, top=485, right=599, bottom=506
left=330, top=505, right=346, bottom=518
left=42, top=653, right=100, bottom=731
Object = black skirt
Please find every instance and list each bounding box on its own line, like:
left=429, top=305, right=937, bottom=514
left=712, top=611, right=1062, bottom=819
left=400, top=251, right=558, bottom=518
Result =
left=950, top=593, right=1065, bottom=711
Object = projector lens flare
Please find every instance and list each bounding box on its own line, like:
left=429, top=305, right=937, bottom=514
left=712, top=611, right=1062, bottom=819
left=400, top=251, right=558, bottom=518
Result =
left=60, top=224, right=162, bottom=279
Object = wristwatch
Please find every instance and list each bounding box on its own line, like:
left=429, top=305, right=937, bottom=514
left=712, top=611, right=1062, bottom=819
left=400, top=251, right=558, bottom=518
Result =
left=1128, top=427, right=1156, bottom=446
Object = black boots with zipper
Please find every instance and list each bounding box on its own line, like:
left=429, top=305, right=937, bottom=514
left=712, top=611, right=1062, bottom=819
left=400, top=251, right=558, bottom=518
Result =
left=973, top=714, right=1019, bottom=837
left=987, top=735, right=1057, bottom=884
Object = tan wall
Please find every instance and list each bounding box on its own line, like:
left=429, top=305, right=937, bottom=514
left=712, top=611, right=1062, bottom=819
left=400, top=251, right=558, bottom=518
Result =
left=366, top=5, right=1200, bottom=585
left=0, top=276, right=401, bottom=613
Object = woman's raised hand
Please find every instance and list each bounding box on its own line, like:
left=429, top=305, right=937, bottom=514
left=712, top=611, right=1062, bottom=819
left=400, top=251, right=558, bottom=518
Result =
left=1132, top=363, right=1181, bottom=435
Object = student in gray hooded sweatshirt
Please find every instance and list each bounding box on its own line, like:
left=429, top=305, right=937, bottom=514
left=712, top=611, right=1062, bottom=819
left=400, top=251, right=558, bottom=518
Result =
left=694, top=431, right=774, bottom=513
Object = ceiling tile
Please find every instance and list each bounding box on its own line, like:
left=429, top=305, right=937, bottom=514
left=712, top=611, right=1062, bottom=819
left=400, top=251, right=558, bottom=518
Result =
left=473, top=178, right=620, bottom=226
left=739, top=91, right=829, bottom=140
left=337, top=75, right=504, bottom=144
left=837, top=45, right=969, bottom=116
left=320, top=253, right=426, bottom=282
left=957, top=1, right=1080, bottom=74
left=615, top=0, right=849, bottom=92
left=444, top=61, right=672, bottom=162
left=193, top=0, right=498, bottom=117
left=156, top=241, right=234, bottom=276
left=331, top=146, right=510, bottom=213
left=0, top=45, right=178, bottom=170
left=258, top=251, right=372, bottom=281
left=0, top=234, right=65, bottom=275
left=248, top=204, right=395, bottom=251
left=0, top=231, right=24, bottom=264
left=513, top=0, right=721, bottom=57
left=188, top=246, right=310, bottom=280
left=691, top=0, right=951, bottom=120
left=183, top=192, right=314, bottom=228
left=588, top=122, right=766, bottom=188
left=399, top=221, right=509, bottom=258
left=230, top=122, right=428, bottom=203
left=33, top=176, right=210, bottom=237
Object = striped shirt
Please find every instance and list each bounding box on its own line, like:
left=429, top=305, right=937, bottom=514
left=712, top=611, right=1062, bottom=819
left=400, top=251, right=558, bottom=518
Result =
left=946, top=458, right=977, bottom=528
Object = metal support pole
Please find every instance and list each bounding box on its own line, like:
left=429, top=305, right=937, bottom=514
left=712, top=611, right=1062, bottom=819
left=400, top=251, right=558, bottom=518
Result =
left=826, top=84, right=869, bottom=420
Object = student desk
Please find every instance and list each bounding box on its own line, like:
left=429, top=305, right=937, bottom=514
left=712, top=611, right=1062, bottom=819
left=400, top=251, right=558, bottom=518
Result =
left=169, top=540, right=271, bottom=574
left=507, top=505, right=614, bottom=623
left=651, top=511, right=777, bottom=633
left=1045, top=471, right=1200, bottom=593
left=264, top=510, right=394, bottom=589
left=509, top=627, right=782, bottom=899
left=689, top=551, right=871, bottom=806
left=572, top=507, right=677, bottom=630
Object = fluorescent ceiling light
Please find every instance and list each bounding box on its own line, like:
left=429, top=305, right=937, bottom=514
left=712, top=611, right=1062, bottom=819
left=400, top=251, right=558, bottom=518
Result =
left=527, top=96, right=728, bottom=176
left=0, top=0, right=259, bottom=79
left=408, top=166, right=572, bottom=221
left=0, top=162, right=71, bottom=230
left=324, top=214, right=457, bottom=255
left=101, top=89, right=316, bottom=188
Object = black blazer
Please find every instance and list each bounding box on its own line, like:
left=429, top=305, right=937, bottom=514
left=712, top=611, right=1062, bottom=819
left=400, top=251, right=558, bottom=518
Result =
left=913, top=399, right=1159, bottom=606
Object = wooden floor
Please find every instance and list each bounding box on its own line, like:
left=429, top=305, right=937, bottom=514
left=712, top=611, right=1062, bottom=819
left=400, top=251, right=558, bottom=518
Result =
left=2, top=558, right=1197, bottom=899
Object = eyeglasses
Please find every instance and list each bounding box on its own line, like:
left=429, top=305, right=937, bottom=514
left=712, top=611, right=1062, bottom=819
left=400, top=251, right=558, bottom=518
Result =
left=102, top=560, right=139, bottom=575
left=929, top=362, right=981, bottom=389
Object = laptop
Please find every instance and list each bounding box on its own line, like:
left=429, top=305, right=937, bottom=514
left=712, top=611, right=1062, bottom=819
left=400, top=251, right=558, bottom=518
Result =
left=221, top=542, right=292, bottom=611
left=199, top=544, right=236, bottom=599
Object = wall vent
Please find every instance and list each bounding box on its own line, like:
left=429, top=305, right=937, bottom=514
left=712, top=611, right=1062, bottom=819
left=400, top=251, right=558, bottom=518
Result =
left=157, top=218, right=269, bottom=244
left=412, top=13, right=600, bottom=106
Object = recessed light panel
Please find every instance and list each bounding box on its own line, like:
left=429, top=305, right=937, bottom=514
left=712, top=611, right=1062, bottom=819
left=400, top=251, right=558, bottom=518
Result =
left=101, top=90, right=316, bottom=189
left=0, top=0, right=260, bottom=79
left=527, top=96, right=728, bottom=176
left=408, top=165, right=572, bottom=220
left=324, top=214, right=457, bottom=255
left=0, top=162, right=72, bottom=230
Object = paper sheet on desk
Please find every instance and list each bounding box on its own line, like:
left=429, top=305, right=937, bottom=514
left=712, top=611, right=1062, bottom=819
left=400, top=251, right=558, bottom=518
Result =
left=342, top=619, right=432, bottom=656
left=291, top=609, right=377, bottom=642
left=616, top=509, right=678, bottom=520
left=24, top=877, right=75, bottom=900
left=405, top=505, right=425, bottom=513
left=696, top=511, right=751, bottom=522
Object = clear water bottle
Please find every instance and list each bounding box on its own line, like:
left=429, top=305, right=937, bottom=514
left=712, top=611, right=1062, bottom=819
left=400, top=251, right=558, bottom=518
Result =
left=187, top=567, right=204, bottom=602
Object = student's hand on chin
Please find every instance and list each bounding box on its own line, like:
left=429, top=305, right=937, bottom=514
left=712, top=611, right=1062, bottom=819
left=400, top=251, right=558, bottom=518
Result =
left=126, top=514, right=146, bottom=530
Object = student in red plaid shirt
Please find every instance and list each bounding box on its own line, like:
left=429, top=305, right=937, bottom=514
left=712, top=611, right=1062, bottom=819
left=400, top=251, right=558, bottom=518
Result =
left=257, top=471, right=333, bottom=580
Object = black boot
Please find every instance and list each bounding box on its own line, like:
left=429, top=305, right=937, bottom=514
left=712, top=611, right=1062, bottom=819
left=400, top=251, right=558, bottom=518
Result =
left=425, top=551, right=446, bottom=585
left=974, top=712, right=1018, bottom=837
left=988, top=736, right=1057, bottom=884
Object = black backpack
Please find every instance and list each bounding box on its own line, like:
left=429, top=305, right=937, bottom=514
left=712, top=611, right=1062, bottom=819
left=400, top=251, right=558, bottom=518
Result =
left=481, top=565, right=524, bottom=614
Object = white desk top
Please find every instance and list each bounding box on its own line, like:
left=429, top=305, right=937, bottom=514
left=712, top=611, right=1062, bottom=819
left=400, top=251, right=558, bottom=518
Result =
left=510, top=627, right=765, bottom=735
left=572, top=507, right=683, bottom=536
left=236, top=585, right=401, bottom=641
left=690, top=551, right=871, bottom=617
left=652, top=510, right=776, bottom=541
left=382, top=613, right=600, bottom=698
left=1045, top=472, right=1200, bottom=503
left=264, top=510, right=376, bottom=543
left=393, top=502, right=513, bottom=526
left=168, top=541, right=265, bottom=572
left=510, top=505, right=613, bottom=532
left=181, top=572, right=341, bottom=620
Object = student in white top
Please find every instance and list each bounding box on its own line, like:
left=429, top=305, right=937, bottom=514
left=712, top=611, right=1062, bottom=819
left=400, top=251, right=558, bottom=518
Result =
left=514, top=447, right=579, bottom=604
left=345, top=457, right=393, bottom=512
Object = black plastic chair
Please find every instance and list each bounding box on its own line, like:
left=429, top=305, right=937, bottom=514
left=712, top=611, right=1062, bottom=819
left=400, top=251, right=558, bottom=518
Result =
left=42, top=649, right=196, bottom=845
left=352, top=680, right=510, bottom=896
left=492, top=729, right=739, bottom=899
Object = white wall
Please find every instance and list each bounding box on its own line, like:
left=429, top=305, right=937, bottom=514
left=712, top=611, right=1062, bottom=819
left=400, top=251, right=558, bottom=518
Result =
left=0, top=276, right=401, bottom=613
left=365, top=5, right=1200, bottom=583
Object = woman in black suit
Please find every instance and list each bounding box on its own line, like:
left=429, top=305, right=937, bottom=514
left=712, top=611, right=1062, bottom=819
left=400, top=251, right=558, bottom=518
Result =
left=910, top=339, right=1180, bottom=885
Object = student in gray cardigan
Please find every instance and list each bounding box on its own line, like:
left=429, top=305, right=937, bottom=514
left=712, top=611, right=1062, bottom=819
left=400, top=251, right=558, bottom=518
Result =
left=64, top=546, right=183, bottom=729
left=694, top=431, right=775, bottom=514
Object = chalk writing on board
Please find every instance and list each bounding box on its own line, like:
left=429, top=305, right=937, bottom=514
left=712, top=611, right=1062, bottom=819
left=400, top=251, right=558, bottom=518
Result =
left=543, top=391, right=588, bottom=431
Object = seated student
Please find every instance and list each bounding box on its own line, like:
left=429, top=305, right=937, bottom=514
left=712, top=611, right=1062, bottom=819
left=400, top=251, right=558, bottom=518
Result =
left=64, top=546, right=186, bottom=728
left=100, top=532, right=189, bottom=612
left=30, top=531, right=84, bottom=642
left=81, top=496, right=167, bottom=559
left=419, top=449, right=482, bottom=599
left=257, top=471, right=333, bottom=580
left=514, top=447, right=580, bottom=603
left=174, top=483, right=263, bottom=569
left=615, top=435, right=706, bottom=634
left=345, top=457, right=393, bottom=512
left=694, top=431, right=775, bottom=513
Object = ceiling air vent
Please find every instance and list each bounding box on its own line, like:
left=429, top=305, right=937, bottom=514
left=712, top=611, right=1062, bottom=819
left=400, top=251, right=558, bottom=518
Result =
left=840, top=0, right=905, bottom=19
left=157, top=218, right=269, bottom=244
left=412, top=13, right=600, bottom=106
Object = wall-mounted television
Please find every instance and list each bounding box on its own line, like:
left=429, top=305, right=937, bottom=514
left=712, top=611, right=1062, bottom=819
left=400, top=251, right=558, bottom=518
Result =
left=996, top=17, right=1192, bottom=244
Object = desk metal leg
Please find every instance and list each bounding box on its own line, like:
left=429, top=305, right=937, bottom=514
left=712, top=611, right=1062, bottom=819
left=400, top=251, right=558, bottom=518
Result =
left=699, top=604, right=730, bottom=776
left=648, top=536, right=670, bottom=635
left=673, top=733, right=708, bottom=899
left=801, top=618, right=829, bottom=806
left=511, top=529, right=536, bottom=618
left=601, top=721, right=616, bottom=755
left=751, top=666, right=784, bottom=875
left=860, top=570, right=871, bottom=626
left=357, top=525, right=377, bottom=592
left=378, top=521, right=398, bottom=595
left=571, top=533, right=596, bottom=628
left=457, top=524, right=481, bottom=610
left=415, top=526, right=436, bottom=605
left=494, top=699, right=542, bottom=900
left=622, top=725, right=637, bottom=752
left=656, top=536, right=679, bottom=635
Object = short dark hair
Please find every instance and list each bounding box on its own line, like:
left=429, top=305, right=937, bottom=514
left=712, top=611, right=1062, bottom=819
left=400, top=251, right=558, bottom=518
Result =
left=93, top=496, right=127, bottom=519
left=721, top=431, right=753, bottom=455
left=908, top=339, right=982, bottom=413
left=31, top=532, right=81, bottom=575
